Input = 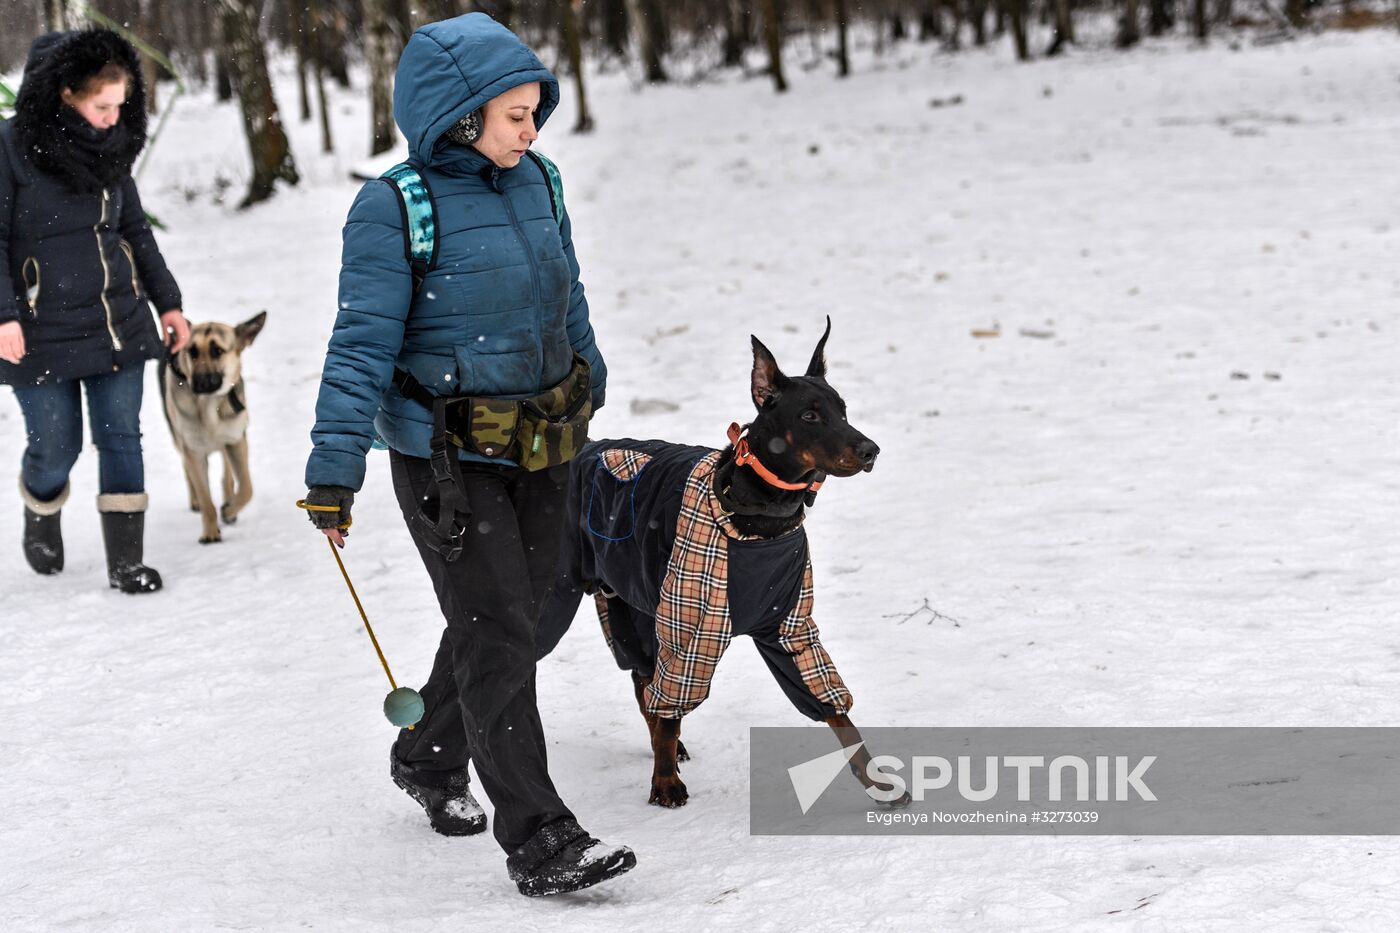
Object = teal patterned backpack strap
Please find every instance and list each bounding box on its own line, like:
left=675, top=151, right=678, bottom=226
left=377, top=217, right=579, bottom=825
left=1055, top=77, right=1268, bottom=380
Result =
left=379, top=161, right=438, bottom=296
left=524, top=150, right=565, bottom=230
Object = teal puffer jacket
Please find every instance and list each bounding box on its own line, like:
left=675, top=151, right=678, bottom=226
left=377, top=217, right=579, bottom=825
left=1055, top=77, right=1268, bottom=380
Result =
left=306, top=13, right=605, bottom=490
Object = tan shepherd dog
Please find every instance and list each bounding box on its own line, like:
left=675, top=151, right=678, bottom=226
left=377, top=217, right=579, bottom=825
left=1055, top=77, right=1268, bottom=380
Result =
left=159, top=312, right=267, bottom=543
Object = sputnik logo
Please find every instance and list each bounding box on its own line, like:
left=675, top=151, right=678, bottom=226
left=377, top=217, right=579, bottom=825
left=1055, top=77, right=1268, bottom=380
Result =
left=788, top=741, right=864, bottom=814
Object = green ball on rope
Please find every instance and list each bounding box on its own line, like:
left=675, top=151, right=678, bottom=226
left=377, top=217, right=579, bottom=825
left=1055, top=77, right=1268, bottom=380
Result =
left=384, top=687, right=425, bottom=728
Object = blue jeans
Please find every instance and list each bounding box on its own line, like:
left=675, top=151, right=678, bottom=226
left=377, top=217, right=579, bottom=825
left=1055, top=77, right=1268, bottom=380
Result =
left=12, top=365, right=146, bottom=502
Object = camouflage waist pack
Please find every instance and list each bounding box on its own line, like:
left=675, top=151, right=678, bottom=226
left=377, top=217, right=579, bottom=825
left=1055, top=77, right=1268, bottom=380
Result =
left=441, top=355, right=593, bottom=471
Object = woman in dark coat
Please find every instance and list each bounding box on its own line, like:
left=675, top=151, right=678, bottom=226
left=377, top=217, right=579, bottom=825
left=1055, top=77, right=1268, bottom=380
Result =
left=0, top=29, right=190, bottom=593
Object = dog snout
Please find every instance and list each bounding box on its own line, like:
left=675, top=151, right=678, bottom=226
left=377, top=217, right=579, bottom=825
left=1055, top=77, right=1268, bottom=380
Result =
left=192, top=372, right=223, bottom=394
left=855, top=439, right=880, bottom=471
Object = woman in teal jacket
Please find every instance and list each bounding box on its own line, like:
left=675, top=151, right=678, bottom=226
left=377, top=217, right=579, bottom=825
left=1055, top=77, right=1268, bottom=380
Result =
left=302, top=14, right=632, bottom=897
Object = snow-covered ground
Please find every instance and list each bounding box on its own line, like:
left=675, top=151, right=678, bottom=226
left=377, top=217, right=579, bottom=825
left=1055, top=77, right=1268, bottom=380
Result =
left=3, top=26, right=1400, bottom=931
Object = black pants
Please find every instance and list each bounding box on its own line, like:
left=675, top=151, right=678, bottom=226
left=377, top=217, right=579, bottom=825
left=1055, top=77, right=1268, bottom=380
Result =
left=389, top=449, right=574, bottom=854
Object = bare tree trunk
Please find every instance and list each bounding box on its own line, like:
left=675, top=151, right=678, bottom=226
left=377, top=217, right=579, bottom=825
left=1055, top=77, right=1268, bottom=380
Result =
left=834, top=0, right=851, bottom=76
left=890, top=11, right=907, bottom=41
left=1214, top=0, right=1233, bottom=23
left=1283, top=0, right=1309, bottom=26
left=1149, top=0, right=1174, bottom=34
left=946, top=0, right=965, bottom=48
left=601, top=0, right=629, bottom=60
left=1193, top=0, right=1209, bottom=38
left=1117, top=0, right=1143, bottom=47
left=137, top=0, right=165, bottom=115
left=1047, top=0, right=1075, bottom=54
left=1005, top=0, right=1030, bottom=60
left=364, top=0, right=399, bottom=156
left=558, top=0, right=593, bottom=132
left=42, top=0, right=85, bottom=31
left=322, top=6, right=353, bottom=89
left=626, top=0, right=668, bottom=83
left=970, top=0, right=989, bottom=45
left=290, top=0, right=313, bottom=123
left=218, top=0, right=299, bottom=208
left=309, top=0, right=335, bottom=153
left=919, top=1, right=942, bottom=40
left=722, top=0, right=753, bottom=68
left=190, top=11, right=211, bottom=86
left=759, top=0, right=788, bottom=92
left=215, top=54, right=233, bottom=102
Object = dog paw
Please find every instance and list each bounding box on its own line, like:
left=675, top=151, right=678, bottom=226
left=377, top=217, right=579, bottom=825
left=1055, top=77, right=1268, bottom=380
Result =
left=648, top=776, right=689, bottom=808
left=199, top=533, right=223, bottom=545
left=220, top=504, right=238, bottom=524
left=676, top=739, right=691, bottom=762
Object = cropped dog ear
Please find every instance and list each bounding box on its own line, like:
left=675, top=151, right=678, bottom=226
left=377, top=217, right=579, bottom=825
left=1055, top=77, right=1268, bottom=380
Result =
left=751, top=335, right=787, bottom=410
left=806, top=316, right=832, bottom=378
left=235, top=311, right=268, bottom=350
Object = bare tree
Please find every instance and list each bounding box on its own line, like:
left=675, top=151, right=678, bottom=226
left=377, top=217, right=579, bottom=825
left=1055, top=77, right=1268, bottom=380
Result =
left=722, top=0, right=753, bottom=68
left=759, top=0, right=788, bottom=92
left=289, top=0, right=313, bottom=123
left=969, top=0, right=990, bottom=46
left=558, top=0, right=593, bottom=132
left=42, top=0, right=85, bottom=31
left=599, top=0, right=629, bottom=60
left=136, top=0, right=167, bottom=114
left=1193, top=0, right=1209, bottom=39
left=1118, top=0, right=1143, bottom=47
left=834, top=0, right=851, bottom=76
left=218, top=0, right=300, bottom=207
left=364, top=0, right=399, bottom=156
left=1047, top=0, right=1075, bottom=54
left=309, top=0, right=335, bottom=153
left=625, top=0, right=668, bottom=83
left=1149, top=0, right=1175, bottom=34
left=1004, top=0, right=1030, bottom=60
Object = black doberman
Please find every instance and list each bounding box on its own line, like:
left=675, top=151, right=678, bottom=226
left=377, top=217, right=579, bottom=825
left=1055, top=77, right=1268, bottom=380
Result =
left=537, top=319, right=909, bottom=809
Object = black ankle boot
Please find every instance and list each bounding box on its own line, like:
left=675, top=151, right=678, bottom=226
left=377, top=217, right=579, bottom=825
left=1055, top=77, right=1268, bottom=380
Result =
left=390, top=753, right=486, bottom=836
left=98, top=496, right=162, bottom=594
left=20, top=480, right=67, bottom=575
left=507, top=817, right=636, bottom=897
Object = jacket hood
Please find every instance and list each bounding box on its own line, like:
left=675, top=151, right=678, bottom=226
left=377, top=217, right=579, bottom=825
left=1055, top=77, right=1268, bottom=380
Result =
left=393, top=12, right=559, bottom=166
left=13, top=28, right=148, bottom=191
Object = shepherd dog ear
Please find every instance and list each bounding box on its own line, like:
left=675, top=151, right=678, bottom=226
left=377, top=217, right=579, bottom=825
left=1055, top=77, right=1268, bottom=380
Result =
left=751, top=335, right=788, bottom=410
left=235, top=311, right=268, bottom=350
left=805, top=316, right=832, bottom=378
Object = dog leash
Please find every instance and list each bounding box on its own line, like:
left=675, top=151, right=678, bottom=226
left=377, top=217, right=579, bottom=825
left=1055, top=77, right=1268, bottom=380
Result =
left=297, top=500, right=423, bottom=728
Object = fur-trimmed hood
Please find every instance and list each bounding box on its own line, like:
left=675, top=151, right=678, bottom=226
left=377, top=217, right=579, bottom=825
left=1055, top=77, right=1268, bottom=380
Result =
left=12, top=28, right=148, bottom=192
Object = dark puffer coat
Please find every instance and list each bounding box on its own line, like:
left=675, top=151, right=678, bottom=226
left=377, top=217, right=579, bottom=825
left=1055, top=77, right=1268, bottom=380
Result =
left=0, top=29, right=180, bottom=386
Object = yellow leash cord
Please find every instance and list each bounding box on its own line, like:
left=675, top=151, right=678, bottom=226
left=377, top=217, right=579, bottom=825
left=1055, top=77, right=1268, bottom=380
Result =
left=297, top=499, right=413, bottom=728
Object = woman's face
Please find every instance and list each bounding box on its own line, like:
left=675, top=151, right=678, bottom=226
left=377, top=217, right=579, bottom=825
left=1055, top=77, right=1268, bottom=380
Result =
left=473, top=82, right=541, bottom=169
left=61, top=79, right=126, bottom=130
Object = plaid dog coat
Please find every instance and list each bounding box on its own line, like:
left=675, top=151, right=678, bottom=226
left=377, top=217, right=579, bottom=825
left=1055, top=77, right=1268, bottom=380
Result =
left=536, top=438, right=852, bottom=721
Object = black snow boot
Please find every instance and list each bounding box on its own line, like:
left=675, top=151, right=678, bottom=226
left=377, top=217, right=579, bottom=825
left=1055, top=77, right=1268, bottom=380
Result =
left=506, top=817, right=636, bottom=897
left=98, top=494, right=162, bottom=594
left=20, top=480, right=68, bottom=575
left=390, top=753, right=486, bottom=837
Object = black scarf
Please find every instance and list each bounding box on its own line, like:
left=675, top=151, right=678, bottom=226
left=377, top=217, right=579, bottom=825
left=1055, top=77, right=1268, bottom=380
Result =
left=35, top=105, right=138, bottom=193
